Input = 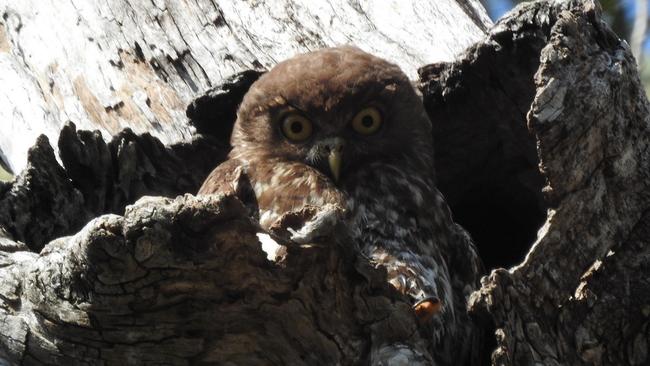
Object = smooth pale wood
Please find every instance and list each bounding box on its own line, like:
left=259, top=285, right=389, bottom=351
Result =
left=0, top=0, right=490, bottom=173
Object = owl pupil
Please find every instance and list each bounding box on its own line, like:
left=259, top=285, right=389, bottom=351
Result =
left=291, top=122, right=303, bottom=134
left=362, top=115, right=374, bottom=128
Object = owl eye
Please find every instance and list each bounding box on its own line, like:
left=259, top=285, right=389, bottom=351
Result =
left=351, top=107, right=382, bottom=135
left=281, top=113, right=313, bottom=142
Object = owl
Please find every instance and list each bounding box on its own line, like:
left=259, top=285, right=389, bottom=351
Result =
left=198, top=46, right=483, bottom=365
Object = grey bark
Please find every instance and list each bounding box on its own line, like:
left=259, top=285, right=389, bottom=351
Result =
left=0, top=0, right=648, bottom=365
left=420, top=1, right=650, bottom=365
left=0, top=0, right=491, bottom=174
left=1, top=193, right=435, bottom=365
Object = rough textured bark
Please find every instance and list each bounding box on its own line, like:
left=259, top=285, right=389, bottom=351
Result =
left=0, top=0, right=648, bottom=365
left=0, top=125, right=227, bottom=252
left=1, top=194, right=437, bottom=365
left=0, top=0, right=491, bottom=174
left=420, top=1, right=650, bottom=365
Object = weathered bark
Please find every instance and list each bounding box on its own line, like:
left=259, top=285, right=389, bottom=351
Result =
left=1, top=193, right=437, bottom=365
left=0, top=125, right=227, bottom=252
left=0, top=0, right=490, bottom=174
left=419, top=1, right=650, bottom=364
left=0, top=0, right=648, bottom=365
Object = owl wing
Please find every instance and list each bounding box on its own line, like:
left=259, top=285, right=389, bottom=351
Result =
left=198, top=158, right=259, bottom=220
left=445, top=223, right=484, bottom=366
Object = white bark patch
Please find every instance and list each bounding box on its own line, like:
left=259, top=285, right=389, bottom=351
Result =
left=0, top=0, right=490, bottom=172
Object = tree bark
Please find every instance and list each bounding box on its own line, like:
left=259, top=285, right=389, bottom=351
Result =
left=0, top=0, right=649, bottom=365
left=0, top=0, right=490, bottom=174
left=420, top=1, right=650, bottom=364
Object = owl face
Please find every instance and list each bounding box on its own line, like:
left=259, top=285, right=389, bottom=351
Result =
left=230, top=46, right=433, bottom=184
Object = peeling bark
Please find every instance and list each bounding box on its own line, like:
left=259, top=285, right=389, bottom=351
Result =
left=0, top=0, right=648, bottom=365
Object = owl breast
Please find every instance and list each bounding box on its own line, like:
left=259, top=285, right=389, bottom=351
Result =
left=343, top=161, right=456, bottom=336
left=248, top=160, right=344, bottom=228
left=249, top=158, right=456, bottom=338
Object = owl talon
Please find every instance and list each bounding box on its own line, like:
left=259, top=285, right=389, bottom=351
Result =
left=413, top=297, right=442, bottom=323
left=387, top=273, right=411, bottom=295
left=287, top=204, right=343, bottom=244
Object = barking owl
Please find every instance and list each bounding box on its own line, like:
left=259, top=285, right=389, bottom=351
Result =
left=198, top=46, right=483, bottom=365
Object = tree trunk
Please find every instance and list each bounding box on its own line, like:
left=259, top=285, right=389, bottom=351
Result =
left=420, top=0, right=650, bottom=364
left=0, top=0, right=491, bottom=174
left=0, top=0, right=648, bottom=365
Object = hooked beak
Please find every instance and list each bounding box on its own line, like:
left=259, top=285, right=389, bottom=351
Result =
left=326, top=139, right=345, bottom=183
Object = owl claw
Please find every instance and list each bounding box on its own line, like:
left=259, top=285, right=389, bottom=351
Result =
left=287, top=227, right=311, bottom=243
left=413, top=297, right=442, bottom=323
left=286, top=204, right=343, bottom=244
left=386, top=274, right=442, bottom=322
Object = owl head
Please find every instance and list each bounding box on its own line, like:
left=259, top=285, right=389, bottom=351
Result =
left=230, top=46, right=433, bottom=183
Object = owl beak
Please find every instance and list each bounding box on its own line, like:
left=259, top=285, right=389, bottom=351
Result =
left=327, top=139, right=345, bottom=182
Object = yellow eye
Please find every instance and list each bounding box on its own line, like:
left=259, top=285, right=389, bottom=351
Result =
left=351, top=107, right=382, bottom=135
left=281, top=113, right=313, bottom=142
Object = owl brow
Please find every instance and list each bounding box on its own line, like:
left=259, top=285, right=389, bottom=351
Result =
left=350, top=82, right=398, bottom=105
left=278, top=94, right=308, bottom=115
